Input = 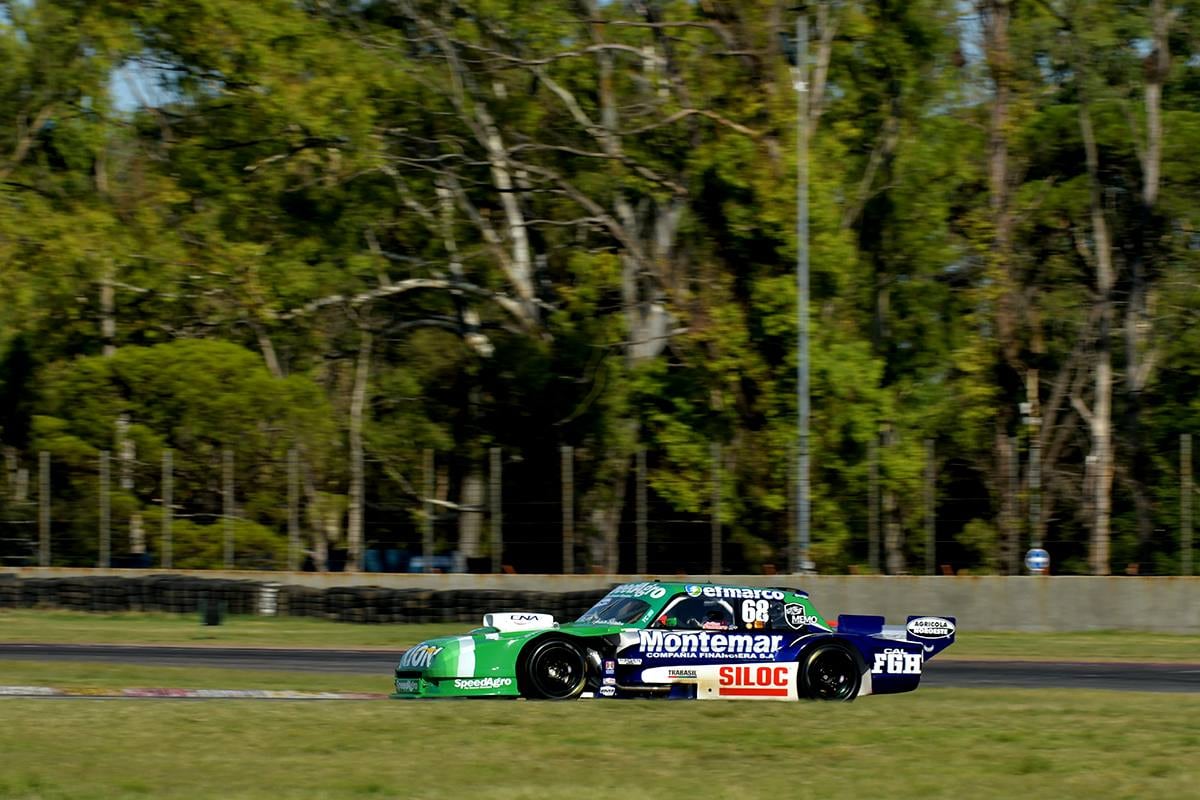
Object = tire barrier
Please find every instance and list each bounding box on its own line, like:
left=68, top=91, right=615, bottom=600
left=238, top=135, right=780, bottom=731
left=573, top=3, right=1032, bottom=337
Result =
left=0, top=574, right=612, bottom=625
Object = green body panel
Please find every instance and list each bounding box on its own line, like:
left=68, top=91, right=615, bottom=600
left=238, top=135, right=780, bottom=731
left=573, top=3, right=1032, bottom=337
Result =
left=391, top=581, right=827, bottom=699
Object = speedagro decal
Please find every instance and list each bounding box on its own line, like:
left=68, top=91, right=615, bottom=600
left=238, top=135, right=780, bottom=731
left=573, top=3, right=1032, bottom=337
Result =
left=718, top=665, right=790, bottom=698
left=872, top=649, right=922, bottom=675
left=611, top=582, right=667, bottom=599
left=638, top=630, right=783, bottom=660
left=906, top=617, right=955, bottom=639
left=452, top=677, right=513, bottom=691
left=399, top=644, right=444, bottom=669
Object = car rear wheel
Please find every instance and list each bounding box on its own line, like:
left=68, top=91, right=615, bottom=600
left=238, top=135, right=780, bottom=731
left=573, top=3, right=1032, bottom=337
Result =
left=521, top=638, right=587, bottom=700
left=799, top=642, right=861, bottom=701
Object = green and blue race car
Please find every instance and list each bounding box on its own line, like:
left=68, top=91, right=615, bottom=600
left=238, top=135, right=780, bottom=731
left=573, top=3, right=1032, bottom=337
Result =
left=393, top=580, right=955, bottom=701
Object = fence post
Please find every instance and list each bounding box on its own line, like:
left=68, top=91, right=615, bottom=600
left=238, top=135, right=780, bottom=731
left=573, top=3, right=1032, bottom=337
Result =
left=490, top=447, right=502, bottom=574
left=423, top=448, right=434, bottom=573
left=162, top=448, right=172, bottom=569
left=223, top=448, right=234, bottom=569
left=868, top=436, right=879, bottom=573
left=1183, top=434, right=1193, bottom=577
left=99, top=450, right=110, bottom=568
left=287, top=447, right=299, bottom=571
left=711, top=442, right=721, bottom=575
left=925, top=438, right=935, bottom=575
left=38, top=451, right=49, bottom=567
left=636, top=448, right=647, bottom=575
left=561, top=445, right=574, bottom=574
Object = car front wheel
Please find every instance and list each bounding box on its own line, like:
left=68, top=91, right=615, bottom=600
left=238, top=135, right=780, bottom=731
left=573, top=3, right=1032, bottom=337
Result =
left=799, top=642, right=861, bottom=701
left=521, top=638, right=587, bottom=700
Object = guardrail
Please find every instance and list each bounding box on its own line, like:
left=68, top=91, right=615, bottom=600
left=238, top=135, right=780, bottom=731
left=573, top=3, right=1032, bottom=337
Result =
left=3, top=568, right=1198, bottom=632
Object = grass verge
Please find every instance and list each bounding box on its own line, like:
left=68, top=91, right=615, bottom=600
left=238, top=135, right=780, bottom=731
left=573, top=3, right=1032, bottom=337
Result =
left=0, top=689, right=1196, bottom=799
left=3, top=609, right=1199, bottom=662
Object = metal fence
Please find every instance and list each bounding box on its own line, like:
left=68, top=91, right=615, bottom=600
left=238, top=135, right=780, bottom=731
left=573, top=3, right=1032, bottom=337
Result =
left=0, top=437, right=1196, bottom=576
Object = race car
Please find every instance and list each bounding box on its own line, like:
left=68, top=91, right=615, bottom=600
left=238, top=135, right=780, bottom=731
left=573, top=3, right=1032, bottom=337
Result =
left=391, top=580, right=955, bottom=701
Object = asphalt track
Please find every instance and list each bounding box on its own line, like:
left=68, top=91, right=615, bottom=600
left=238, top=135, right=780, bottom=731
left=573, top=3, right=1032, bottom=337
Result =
left=2, top=643, right=1199, bottom=693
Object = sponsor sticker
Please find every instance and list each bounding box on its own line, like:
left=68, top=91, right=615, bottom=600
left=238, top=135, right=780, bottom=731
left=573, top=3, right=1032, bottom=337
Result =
left=686, top=585, right=704, bottom=597
left=698, top=586, right=784, bottom=601
left=667, top=668, right=697, bottom=680
left=638, top=630, right=783, bottom=660
left=599, top=685, right=617, bottom=697
left=394, top=678, right=420, bottom=694
left=617, top=658, right=643, bottom=666
left=906, top=617, right=955, bottom=639
left=718, top=665, right=790, bottom=698
left=398, top=644, right=444, bottom=669
left=784, top=603, right=822, bottom=629
left=452, top=677, right=513, bottom=691
left=871, top=648, right=922, bottom=675
left=610, top=582, right=667, bottom=599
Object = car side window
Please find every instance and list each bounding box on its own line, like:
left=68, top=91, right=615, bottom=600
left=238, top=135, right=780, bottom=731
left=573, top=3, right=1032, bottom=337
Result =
left=651, top=596, right=737, bottom=630
left=736, top=598, right=787, bottom=631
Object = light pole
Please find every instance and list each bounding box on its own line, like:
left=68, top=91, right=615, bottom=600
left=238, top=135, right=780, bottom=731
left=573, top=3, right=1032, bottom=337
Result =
left=792, top=13, right=813, bottom=574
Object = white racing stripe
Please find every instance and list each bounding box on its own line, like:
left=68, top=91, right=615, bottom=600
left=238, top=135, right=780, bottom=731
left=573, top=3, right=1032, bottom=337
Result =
left=456, top=636, right=476, bottom=677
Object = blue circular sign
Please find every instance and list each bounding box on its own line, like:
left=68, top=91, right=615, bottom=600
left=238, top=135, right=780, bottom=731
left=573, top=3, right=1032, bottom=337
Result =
left=1025, top=548, right=1050, bottom=573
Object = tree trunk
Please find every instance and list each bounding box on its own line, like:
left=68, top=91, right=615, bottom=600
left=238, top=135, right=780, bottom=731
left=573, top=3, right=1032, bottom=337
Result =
left=346, top=330, right=372, bottom=572
left=1078, top=82, right=1115, bottom=576
left=881, top=424, right=906, bottom=574
left=1126, top=0, right=1171, bottom=562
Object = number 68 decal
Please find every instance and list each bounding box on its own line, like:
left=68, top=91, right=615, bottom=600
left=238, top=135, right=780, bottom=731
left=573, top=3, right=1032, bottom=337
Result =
left=741, top=598, right=770, bottom=624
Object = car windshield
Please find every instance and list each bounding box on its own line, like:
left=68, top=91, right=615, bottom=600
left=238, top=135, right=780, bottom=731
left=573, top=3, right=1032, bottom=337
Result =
left=575, top=596, right=651, bottom=625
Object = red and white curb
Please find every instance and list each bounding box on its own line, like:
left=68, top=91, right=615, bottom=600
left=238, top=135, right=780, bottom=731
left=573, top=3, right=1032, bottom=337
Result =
left=0, top=685, right=387, bottom=699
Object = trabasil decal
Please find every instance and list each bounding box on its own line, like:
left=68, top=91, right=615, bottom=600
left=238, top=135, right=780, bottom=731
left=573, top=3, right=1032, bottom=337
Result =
left=784, top=603, right=822, bottom=629
left=871, top=649, right=922, bottom=675
left=452, top=677, right=513, bottom=690
left=638, top=630, right=783, bottom=660
left=906, top=617, right=955, bottom=639
left=399, top=644, right=444, bottom=669
left=667, top=668, right=697, bottom=680
left=718, top=665, right=790, bottom=698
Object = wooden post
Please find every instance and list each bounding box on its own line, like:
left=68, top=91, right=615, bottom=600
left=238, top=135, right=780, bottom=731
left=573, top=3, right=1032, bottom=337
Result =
left=38, top=451, right=49, bottom=567
left=423, top=448, right=434, bottom=573
left=287, top=447, right=299, bottom=571
left=490, top=447, right=502, bottom=574
left=1183, top=434, right=1193, bottom=577
left=161, top=449, right=172, bottom=569
left=636, top=449, right=647, bottom=575
left=561, top=445, right=574, bottom=574
left=711, top=442, right=722, bottom=575
left=223, top=448, right=234, bottom=569
left=98, top=451, right=110, bottom=568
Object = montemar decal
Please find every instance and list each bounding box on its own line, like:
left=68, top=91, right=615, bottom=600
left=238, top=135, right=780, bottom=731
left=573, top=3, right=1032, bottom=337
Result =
left=639, top=630, right=783, bottom=660
left=398, top=644, right=444, bottom=669
left=872, top=648, right=922, bottom=675
left=906, top=617, right=956, bottom=638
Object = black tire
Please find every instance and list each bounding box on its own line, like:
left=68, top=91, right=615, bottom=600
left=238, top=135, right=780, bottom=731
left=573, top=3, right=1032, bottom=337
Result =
left=798, top=642, right=862, bottom=701
left=521, top=638, right=588, bottom=700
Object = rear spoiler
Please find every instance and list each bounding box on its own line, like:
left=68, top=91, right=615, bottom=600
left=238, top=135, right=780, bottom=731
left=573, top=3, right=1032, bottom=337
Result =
left=837, top=614, right=957, bottom=660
